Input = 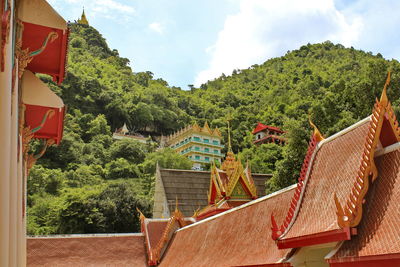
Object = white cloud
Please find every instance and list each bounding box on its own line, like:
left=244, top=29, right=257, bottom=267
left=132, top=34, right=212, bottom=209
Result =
left=148, top=22, right=164, bottom=34
left=92, top=0, right=135, bottom=15
left=194, top=0, right=362, bottom=86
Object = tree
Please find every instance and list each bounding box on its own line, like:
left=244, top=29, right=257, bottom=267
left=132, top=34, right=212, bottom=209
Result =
left=240, top=143, right=283, bottom=174
left=140, top=148, right=192, bottom=174
left=108, top=139, right=147, bottom=164
left=105, top=158, right=140, bottom=179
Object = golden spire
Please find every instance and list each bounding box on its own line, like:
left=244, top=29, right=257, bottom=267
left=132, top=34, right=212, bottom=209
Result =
left=227, top=114, right=232, bottom=153
left=309, top=115, right=324, bottom=142
left=380, top=71, right=391, bottom=106
left=78, top=7, right=89, bottom=25
left=175, top=195, right=179, bottom=212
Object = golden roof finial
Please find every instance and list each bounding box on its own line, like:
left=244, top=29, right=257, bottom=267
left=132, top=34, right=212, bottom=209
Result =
left=136, top=207, right=146, bottom=220
left=380, top=71, right=391, bottom=106
left=78, top=7, right=89, bottom=25
left=227, top=114, right=233, bottom=153
left=175, top=195, right=179, bottom=212
left=309, top=115, right=324, bottom=142
left=192, top=207, right=200, bottom=218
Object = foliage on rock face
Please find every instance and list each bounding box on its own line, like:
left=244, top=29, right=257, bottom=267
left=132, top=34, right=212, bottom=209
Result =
left=29, top=22, right=400, bottom=235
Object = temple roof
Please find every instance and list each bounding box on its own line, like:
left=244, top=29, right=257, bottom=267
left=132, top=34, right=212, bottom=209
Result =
left=78, top=9, right=89, bottom=25
left=281, top=119, right=370, bottom=241
left=27, top=234, right=147, bottom=266
left=328, top=147, right=400, bottom=264
left=153, top=168, right=270, bottom=217
left=273, top=73, right=400, bottom=249
left=159, top=185, right=296, bottom=267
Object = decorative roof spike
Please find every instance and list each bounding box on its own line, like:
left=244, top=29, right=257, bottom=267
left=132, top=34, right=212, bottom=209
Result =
left=192, top=207, right=200, bottom=218
left=136, top=207, right=146, bottom=220
left=175, top=195, right=179, bottom=212
left=213, top=127, right=222, bottom=137
left=380, top=71, right=391, bottom=106
left=77, top=7, right=89, bottom=25
left=309, top=116, right=324, bottom=142
left=227, top=118, right=233, bottom=153
left=203, top=121, right=212, bottom=134
left=193, top=121, right=201, bottom=132
left=136, top=207, right=146, bottom=233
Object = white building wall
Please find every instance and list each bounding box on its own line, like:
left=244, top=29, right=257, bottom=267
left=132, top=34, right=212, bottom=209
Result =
left=0, top=2, right=26, bottom=265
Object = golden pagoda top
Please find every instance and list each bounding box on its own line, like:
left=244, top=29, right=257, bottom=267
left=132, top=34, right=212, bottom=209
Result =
left=77, top=8, right=89, bottom=25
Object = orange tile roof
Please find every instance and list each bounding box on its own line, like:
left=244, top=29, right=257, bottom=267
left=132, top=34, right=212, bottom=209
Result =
left=144, top=219, right=169, bottom=251
left=280, top=121, right=370, bottom=241
left=159, top=186, right=295, bottom=267
left=27, top=234, right=147, bottom=267
left=329, top=148, right=400, bottom=262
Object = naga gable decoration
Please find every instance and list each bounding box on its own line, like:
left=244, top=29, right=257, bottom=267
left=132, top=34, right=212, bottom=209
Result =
left=334, top=72, right=400, bottom=228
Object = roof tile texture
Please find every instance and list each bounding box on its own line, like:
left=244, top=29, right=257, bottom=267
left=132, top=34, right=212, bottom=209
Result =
left=283, top=121, right=369, bottom=239
left=332, top=149, right=400, bottom=259
left=159, top=187, right=294, bottom=267
left=159, top=169, right=270, bottom=217
left=27, top=235, right=147, bottom=267
left=145, top=220, right=169, bottom=249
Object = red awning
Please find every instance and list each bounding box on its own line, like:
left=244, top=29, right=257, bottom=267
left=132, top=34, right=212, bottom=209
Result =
left=22, top=71, right=65, bottom=145
left=19, top=0, right=68, bottom=84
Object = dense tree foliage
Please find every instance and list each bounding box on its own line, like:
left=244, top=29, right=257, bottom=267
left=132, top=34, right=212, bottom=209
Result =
left=29, top=22, right=400, bottom=235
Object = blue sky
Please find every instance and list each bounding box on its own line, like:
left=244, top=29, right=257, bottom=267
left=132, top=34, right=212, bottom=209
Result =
left=49, top=0, right=400, bottom=89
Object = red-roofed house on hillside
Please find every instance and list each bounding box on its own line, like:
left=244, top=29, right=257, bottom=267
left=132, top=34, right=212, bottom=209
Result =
left=252, top=122, right=286, bottom=145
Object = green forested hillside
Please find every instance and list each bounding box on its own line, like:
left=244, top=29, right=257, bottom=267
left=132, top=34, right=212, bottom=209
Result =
left=29, top=22, right=400, bottom=235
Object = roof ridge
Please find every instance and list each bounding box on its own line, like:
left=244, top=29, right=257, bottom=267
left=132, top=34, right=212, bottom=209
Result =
left=320, top=116, right=371, bottom=145
left=271, top=132, right=322, bottom=240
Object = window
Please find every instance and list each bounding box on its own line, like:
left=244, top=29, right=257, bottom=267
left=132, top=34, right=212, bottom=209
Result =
left=214, top=149, right=218, bottom=154
left=195, top=146, right=200, bottom=151
left=195, top=155, right=200, bottom=160
left=205, top=157, right=209, bottom=161
left=257, top=134, right=261, bottom=139
left=204, top=138, right=209, bottom=143
left=213, top=140, right=219, bottom=145
left=204, top=148, right=209, bottom=152
left=194, top=137, right=200, bottom=141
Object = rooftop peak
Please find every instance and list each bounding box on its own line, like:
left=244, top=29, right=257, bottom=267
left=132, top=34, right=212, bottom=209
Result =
left=78, top=8, right=89, bottom=25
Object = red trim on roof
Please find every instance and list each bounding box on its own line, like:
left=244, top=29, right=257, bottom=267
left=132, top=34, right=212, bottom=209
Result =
left=277, top=228, right=352, bottom=249
left=328, top=253, right=400, bottom=267
left=271, top=134, right=319, bottom=241
left=252, top=123, right=284, bottom=134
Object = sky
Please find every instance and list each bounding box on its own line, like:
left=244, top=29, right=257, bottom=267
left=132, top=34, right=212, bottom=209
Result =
left=48, top=0, right=400, bottom=90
